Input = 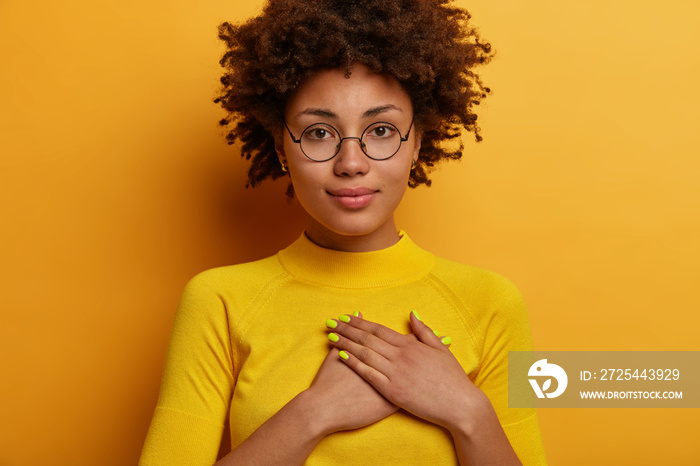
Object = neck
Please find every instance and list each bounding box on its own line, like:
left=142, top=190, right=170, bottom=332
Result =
left=304, top=218, right=401, bottom=252
left=277, top=229, right=434, bottom=289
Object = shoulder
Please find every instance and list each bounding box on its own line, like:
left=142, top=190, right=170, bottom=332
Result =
left=427, top=256, right=531, bottom=344
left=176, top=254, right=289, bottom=322
left=184, top=254, right=286, bottom=294
left=429, top=256, right=525, bottom=309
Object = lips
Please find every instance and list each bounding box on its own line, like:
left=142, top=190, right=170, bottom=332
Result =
left=327, top=187, right=378, bottom=209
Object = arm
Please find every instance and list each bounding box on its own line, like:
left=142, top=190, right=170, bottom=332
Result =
left=140, top=272, right=396, bottom=466
left=326, top=312, right=521, bottom=465
left=215, top=348, right=397, bottom=465
left=213, top=388, right=324, bottom=465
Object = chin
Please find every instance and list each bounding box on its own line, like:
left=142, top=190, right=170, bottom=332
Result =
left=326, top=223, right=381, bottom=238
left=317, top=215, right=393, bottom=238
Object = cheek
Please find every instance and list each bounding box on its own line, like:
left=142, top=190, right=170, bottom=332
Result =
left=287, top=166, right=327, bottom=203
left=375, top=168, right=411, bottom=202
left=385, top=160, right=413, bottom=186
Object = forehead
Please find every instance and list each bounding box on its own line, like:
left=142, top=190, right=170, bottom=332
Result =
left=285, top=64, right=413, bottom=120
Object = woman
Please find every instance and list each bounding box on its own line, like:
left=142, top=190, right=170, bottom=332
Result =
left=140, top=0, right=546, bottom=464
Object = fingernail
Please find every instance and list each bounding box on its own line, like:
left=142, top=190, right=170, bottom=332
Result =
left=352, top=310, right=360, bottom=317
left=411, top=310, right=422, bottom=321
left=339, top=350, right=349, bottom=360
left=433, top=329, right=440, bottom=337
left=339, top=314, right=350, bottom=323
left=441, top=336, right=452, bottom=345
left=325, top=319, right=337, bottom=329
left=328, top=333, right=339, bottom=342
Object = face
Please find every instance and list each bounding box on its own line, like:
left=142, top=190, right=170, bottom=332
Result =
left=279, top=64, right=420, bottom=252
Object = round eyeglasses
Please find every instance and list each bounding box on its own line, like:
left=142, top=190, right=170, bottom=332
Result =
left=284, top=119, right=414, bottom=162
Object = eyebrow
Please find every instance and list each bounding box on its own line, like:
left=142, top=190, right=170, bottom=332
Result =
left=295, top=104, right=404, bottom=120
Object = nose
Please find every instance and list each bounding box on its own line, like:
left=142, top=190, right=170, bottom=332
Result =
left=333, top=137, right=370, bottom=177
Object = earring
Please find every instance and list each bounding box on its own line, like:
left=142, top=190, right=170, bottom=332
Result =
left=280, top=161, right=288, bottom=172
left=411, top=160, right=417, bottom=170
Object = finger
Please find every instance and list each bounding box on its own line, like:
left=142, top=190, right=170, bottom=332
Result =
left=409, top=310, right=447, bottom=350
left=325, top=310, right=363, bottom=330
left=409, top=328, right=449, bottom=346
left=329, top=332, right=394, bottom=376
left=335, top=314, right=405, bottom=346
left=337, top=350, right=391, bottom=394
left=328, top=323, right=396, bottom=362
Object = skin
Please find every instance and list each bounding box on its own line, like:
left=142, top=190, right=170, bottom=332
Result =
left=215, top=64, right=521, bottom=465
left=327, top=313, right=522, bottom=465
left=277, top=64, right=420, bottom=253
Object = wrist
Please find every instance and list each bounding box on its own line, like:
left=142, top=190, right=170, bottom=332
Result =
left=445, top=388, right=523, bottom=465
left=444, top=387, right=497, bottom=442
left=292, top=388, right=335, bottom=439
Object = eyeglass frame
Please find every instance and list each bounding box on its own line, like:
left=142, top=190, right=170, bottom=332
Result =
left=283, top=118, right=415, bottom=162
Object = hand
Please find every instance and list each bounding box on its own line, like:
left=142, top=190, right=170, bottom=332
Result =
left=326, top=311, right=485, bottom=430
left=305, top=314, right=398, bottom=435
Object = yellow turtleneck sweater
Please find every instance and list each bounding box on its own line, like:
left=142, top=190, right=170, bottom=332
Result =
left=140, top=232, right=547, bottom=465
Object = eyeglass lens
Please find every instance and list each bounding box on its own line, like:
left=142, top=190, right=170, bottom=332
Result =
left=300, top=122, right=403, bottom=161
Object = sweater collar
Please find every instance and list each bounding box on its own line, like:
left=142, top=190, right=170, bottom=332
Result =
left=276, top=230, right=434, bottom=289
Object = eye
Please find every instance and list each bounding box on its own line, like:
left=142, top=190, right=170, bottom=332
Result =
left=366, top=124, right=397, bottom=139
left=303, top=125, right=336, bottom=141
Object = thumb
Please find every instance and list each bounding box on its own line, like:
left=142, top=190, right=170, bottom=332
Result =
left=409, top=310, right=444, bottom=349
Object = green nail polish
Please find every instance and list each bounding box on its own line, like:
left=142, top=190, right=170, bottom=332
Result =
left=325, top=319, right=337, bottom=329
left=339, top=314, right=350, bottom=323
left=352, top=310, right=360, bottom=317
left=328, top=333, right=339, bottom=342
left=339, top=350, right=349, bottom=360
left=441, top=336, right=452, bottom=345
left=411, top=310, right=422, bottom=321
left=433, top=329, right=440, bottom=337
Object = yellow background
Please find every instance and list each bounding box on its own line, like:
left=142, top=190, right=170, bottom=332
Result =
left=1, top=0, right=698, bottom=464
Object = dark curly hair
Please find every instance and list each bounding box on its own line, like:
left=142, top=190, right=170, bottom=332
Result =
left=215, top=0, right=493, bottom=193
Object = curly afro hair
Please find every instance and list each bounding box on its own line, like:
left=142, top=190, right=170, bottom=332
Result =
left=215, top=0, right=493, bottom=193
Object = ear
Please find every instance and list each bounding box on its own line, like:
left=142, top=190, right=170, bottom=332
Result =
left=275, top=145, right=286, bottom=167
left=273, top=129, right=288, bottom=168
left=412, top=130, right=422, bottom=165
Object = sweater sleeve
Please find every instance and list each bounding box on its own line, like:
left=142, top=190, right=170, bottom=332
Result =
left=140, top=271, right=235, bottom=466
left=472, top=273, right=548, bottom=466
